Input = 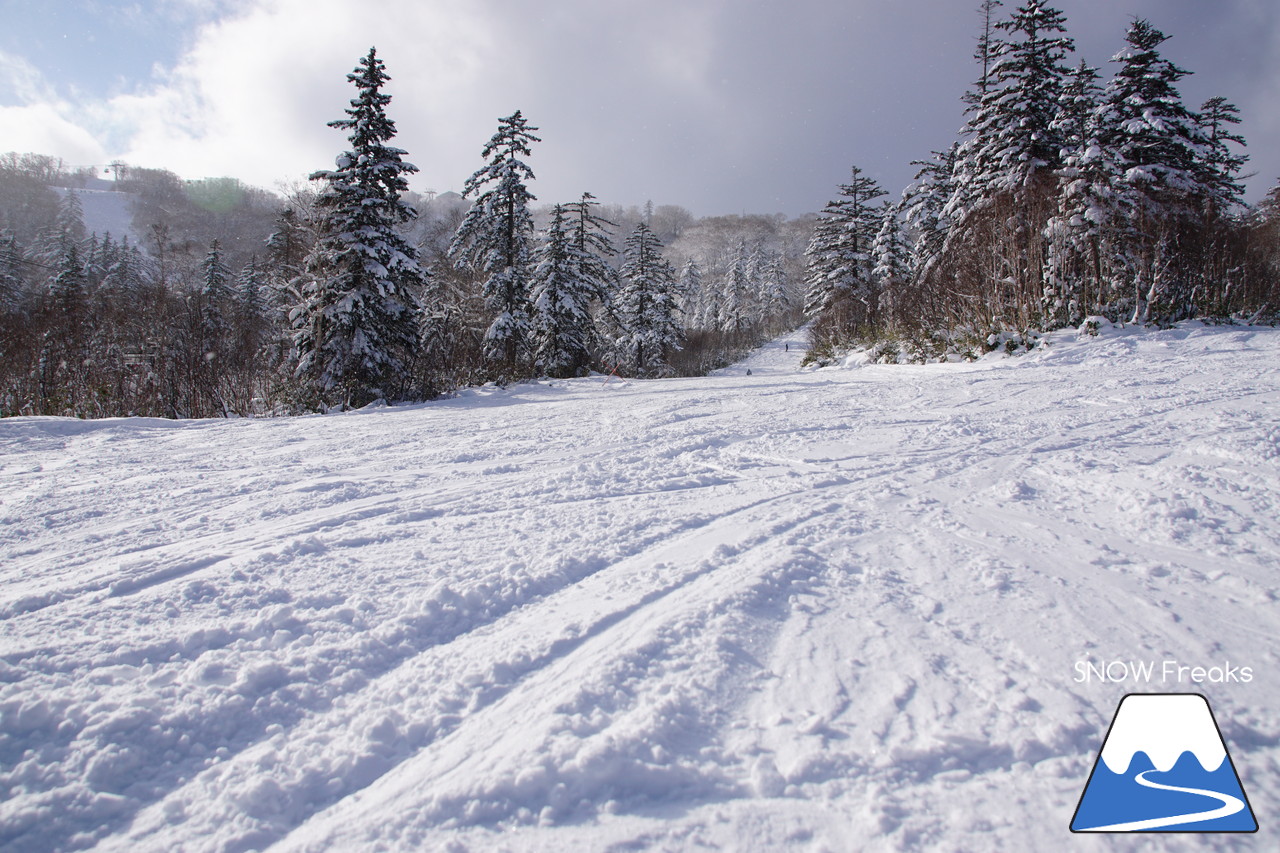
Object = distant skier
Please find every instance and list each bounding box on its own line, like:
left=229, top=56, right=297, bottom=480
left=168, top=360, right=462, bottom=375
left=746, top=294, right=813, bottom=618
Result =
left=746, top=369, right=752, bottom=376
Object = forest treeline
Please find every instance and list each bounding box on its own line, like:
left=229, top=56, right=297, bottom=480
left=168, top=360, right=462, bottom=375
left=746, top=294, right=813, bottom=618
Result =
left=5, top=2, right=1280, bottom=418
left=0, top=51, right=805, bottom=418
left=804, top=1, right=1280, bottom=362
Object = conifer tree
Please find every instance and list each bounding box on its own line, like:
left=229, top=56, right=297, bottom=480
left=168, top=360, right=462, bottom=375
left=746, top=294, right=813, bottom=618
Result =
left=988, top=0, right=1074, bottom=187
left=235, top=257, right=266, bottom=351
left=200, top=239, right=234, bottom=331
left=901, top=146, right=957, bottom=291
left=1044, top=61, right=1109, bottom=325
left=718, top=239, right=753, bottom=337
left=101, top=238, right=145, bottom=301
left=48, top=233, right=87, bottom=320
left=617, top=221, right=680, bottom=376
left=530, top=204, right=595, bottom=377
left=872, top=204, right=910, bottom=329
left=566, top=193, right=616, bottom=293
left=265, top=206, right=311, bottom=298
left=945, top=0, right=1075, bottom=329
left=968, top=0, right=1005, bottom=111
left=450, top=110, right=541, bottom=375
left=804, top=165, right=886, bottom=344
left=676, top=256, right=703, bottom=327
left=1093, top=19, right=1211, bottom=322
left=1196, top=97, right=1248, bottom=217
left=565, top=191, right=618, bottom=347
left=292, top=47, right=428, bottom=408
left=756, top=249, right=792, bottom=332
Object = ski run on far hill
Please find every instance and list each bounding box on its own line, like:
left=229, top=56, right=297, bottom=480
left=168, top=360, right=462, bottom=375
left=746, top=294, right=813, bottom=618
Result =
left=2, top=322, right=1279, bottom=852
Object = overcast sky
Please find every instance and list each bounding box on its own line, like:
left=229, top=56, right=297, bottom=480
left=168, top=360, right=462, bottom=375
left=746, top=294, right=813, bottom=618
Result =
left=1, top=0, right=1277, bottom=216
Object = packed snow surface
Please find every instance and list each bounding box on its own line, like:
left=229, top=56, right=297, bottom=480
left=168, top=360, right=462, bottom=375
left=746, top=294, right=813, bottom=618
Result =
left=2, top=322, right=1278, bottom=852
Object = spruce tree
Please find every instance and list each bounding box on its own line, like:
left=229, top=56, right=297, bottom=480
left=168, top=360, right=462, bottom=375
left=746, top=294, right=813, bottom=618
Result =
left=1099, top=21, right=1207, bottom=218
left=617, top=221, right=680, bottom=376
left=755, top=249, right=791, bottom=333
left=200, top=240, right=234, bottom=333
left=676, top=256, right=703, bottom=327
left=804, top=165, right=886, bottom=344
left=945, top=0, right=1075, bottom=329
left=901, top=146, right=957, bottom=291
left=1094, top=19, right=1211, bottom=321
left=101, top=238, right=145, bottom=302
left=872, top=204, right=910, bottom=329
left=292, top=47, right=428, bottom=408
left=1196, top=97, right=1248, bottom=217
left=530, top=204, right=595, bottom=377
left=988, top=0, right=1074, bottom=188
left=1044, top=60, right=1108, bottom=324
left=718, top=239, right=753, bottom=337
left=449, top=110, right=541, bottom=376
left=48, top=233, right=87, bottom=320
left=566, top=193, right=616, bottom=291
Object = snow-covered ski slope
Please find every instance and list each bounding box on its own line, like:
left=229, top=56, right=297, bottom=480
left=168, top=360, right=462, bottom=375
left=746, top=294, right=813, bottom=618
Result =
left=2, top=323, right=1278, bottom=852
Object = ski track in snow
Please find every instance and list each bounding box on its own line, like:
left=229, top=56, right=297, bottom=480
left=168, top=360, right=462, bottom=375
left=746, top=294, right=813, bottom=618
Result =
left=1, top=322, right=1278, bottom=852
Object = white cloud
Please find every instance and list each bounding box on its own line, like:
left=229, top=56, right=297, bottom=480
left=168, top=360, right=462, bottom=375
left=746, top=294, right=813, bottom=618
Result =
left=78, top=0, right=498, bottom=191
left=3, top=0, right=1276, bottom=213
left=0, top=103, right=109, bottom=165
left=0, top=49, right=59, bottom=106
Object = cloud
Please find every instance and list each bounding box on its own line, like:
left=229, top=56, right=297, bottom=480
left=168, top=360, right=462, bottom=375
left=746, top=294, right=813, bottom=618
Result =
left=80, top=0, right=498, bottom=191
left=1, top=0, right=1276, bottom=213
left=0, top=49, right=59, bottom=106
left=0, top=103, right=110, bottom=165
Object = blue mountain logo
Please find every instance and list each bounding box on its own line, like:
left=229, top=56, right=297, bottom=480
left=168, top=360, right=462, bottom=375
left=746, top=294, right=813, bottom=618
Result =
left=1071, top=693, right=1257, bottom=832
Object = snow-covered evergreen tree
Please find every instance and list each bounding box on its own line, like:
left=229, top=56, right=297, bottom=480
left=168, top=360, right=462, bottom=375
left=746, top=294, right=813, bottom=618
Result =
left=1053, top=59, right=1102, bottom=158
left=804, top=165, right=886, bottom=343
left=1196, top=96, right=1248, bottom=217
left=944, top=0, right=1075, bottom=328
left=530, top=204, right=596, bottom=377
left=980, top=0, right=1074, bottom=193
left=872, top=204, right=910, bottom=329
left=718, top=239, right=753, bottom=336
left=449, top=110, right=541, bottom=376
left=616, top=221, right=680, bottom=376
left=901, top=146, right=957, bottom=289
left=265, top=206, right=311, bottom=301
left=52, top=191, right=86, bottom=249
left=565, top=191, right=617, bottom=348
left=756, top=250, right=791, bottom=330
left=1092, top=19, right=1212, bottom=322
left=292, top=47, right=428, bottom=408
left=966, top=0, right=1005, bottom=114
left=200, top=240, right=234, bottom=333
left=48, top=232, right=86, bottom=319
left=100, top=238, right=145, bottom=302
left=676, top=256, right=703, bottom=327
left=1043, top=60, right=1109, bottom=325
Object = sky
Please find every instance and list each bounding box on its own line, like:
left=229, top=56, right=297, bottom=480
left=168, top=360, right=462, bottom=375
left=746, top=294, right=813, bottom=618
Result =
left=1, top=0, right=1278, bottom=217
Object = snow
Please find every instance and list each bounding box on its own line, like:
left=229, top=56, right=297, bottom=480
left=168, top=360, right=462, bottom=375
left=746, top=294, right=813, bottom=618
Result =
left=3, top=322, right=1279, bottom=851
